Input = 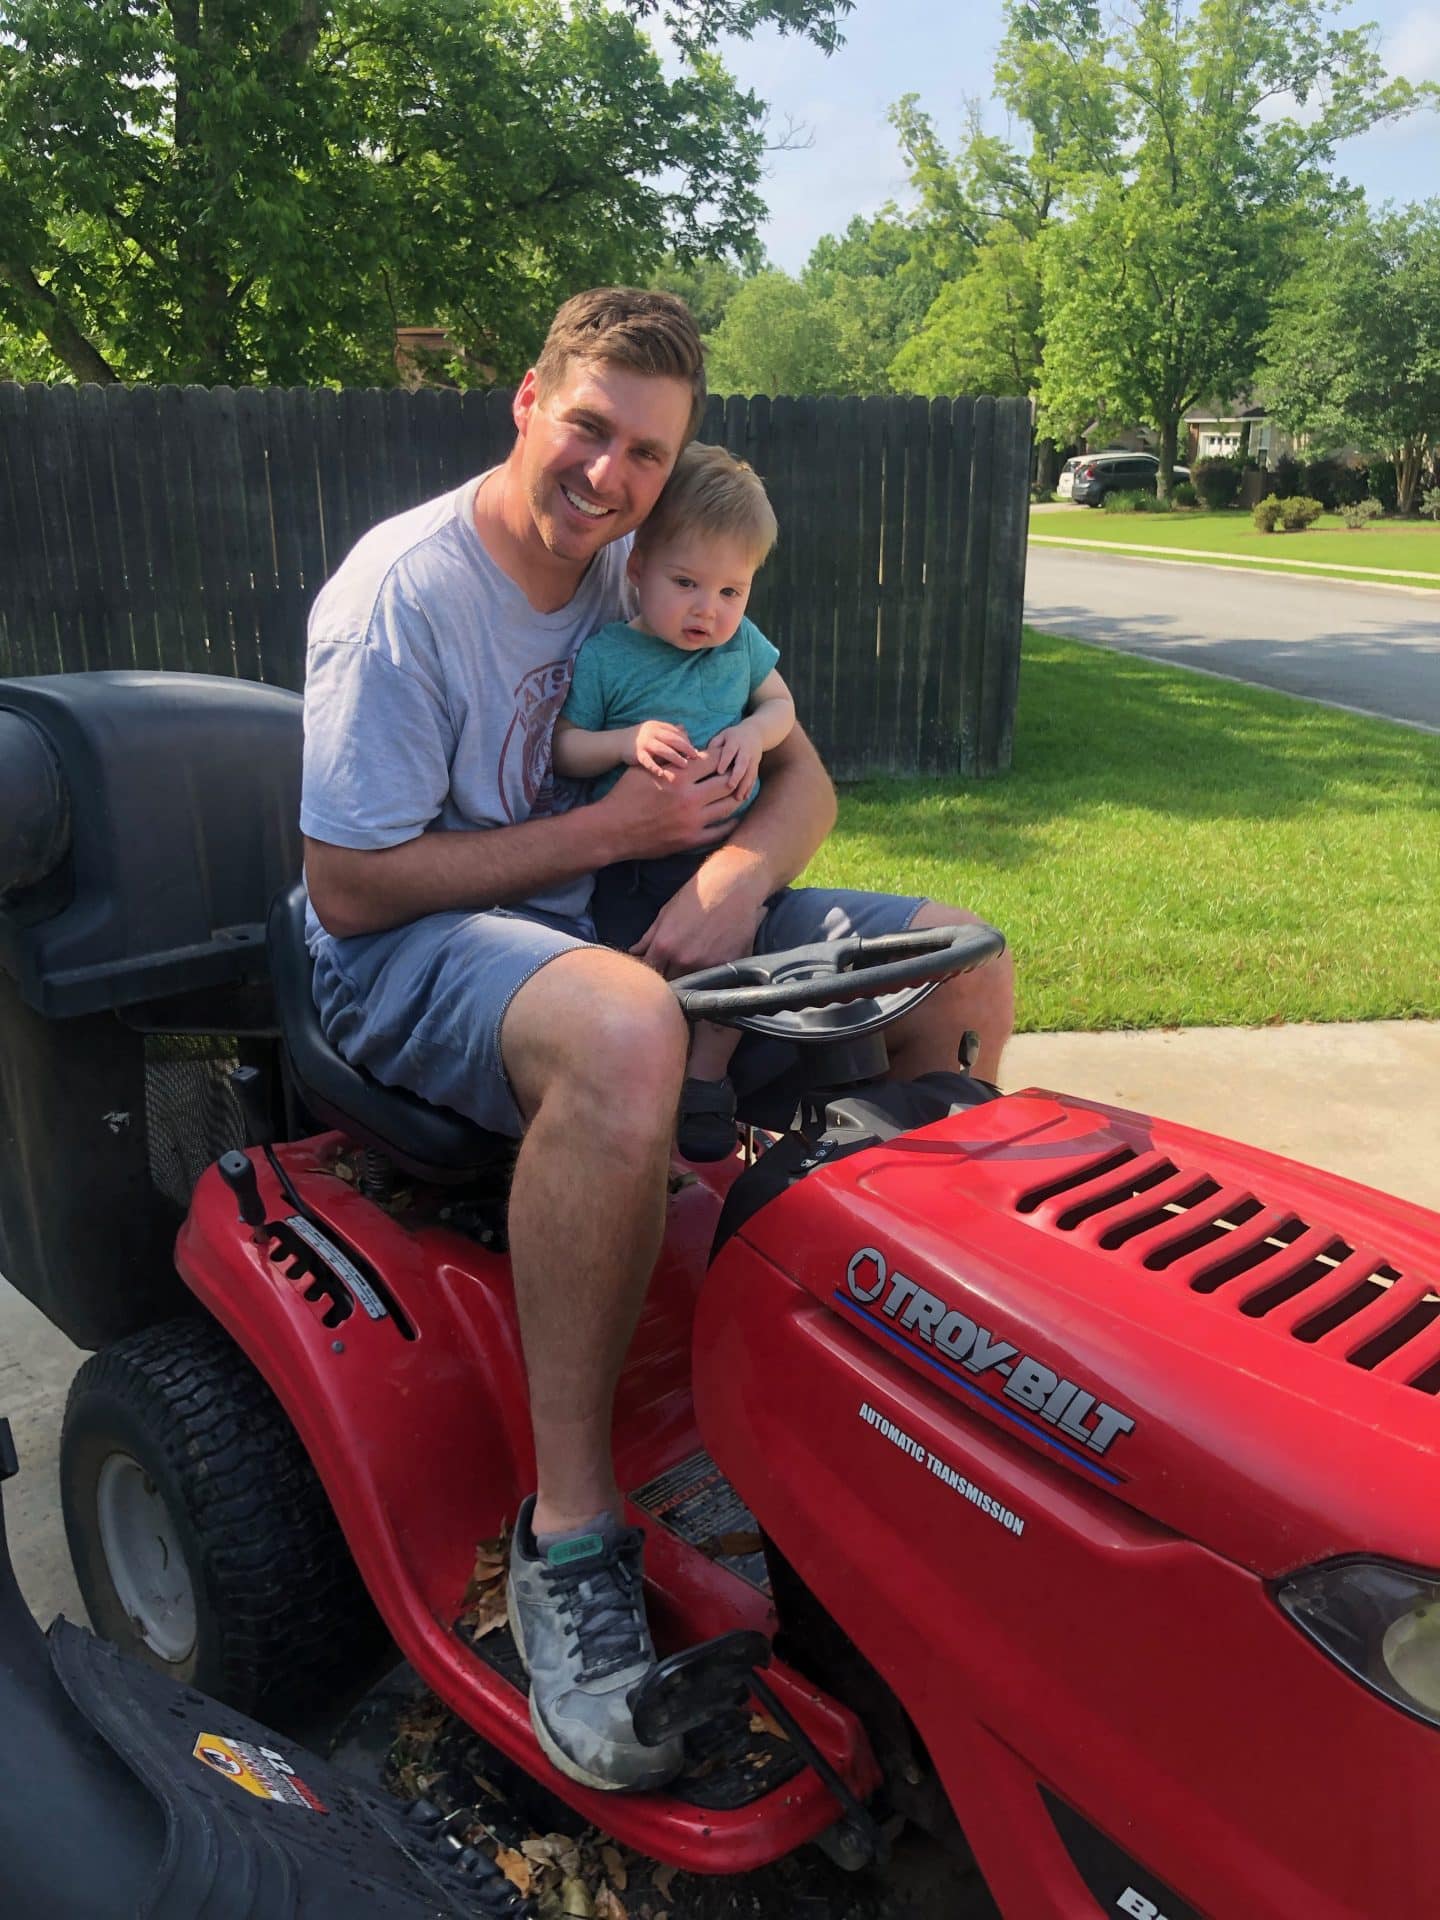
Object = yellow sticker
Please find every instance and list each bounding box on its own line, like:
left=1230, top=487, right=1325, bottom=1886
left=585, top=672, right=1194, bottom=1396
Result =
left=193, top=1733, right=328, bottom=1813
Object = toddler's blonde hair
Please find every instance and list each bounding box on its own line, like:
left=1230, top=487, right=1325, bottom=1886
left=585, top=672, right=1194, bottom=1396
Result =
left=636, top=442, right=777, bottom=566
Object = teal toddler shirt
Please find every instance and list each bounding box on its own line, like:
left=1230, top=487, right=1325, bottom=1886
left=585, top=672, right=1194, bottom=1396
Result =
left=560, top=615, right=781, bottom=805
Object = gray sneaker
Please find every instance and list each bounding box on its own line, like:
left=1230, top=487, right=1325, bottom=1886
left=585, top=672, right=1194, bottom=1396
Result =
left=506, top=1498, right=684, bottom=1793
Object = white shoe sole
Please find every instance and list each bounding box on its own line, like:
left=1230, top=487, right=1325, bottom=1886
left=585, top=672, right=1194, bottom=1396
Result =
left=506, top=1576, right=676, bottom=1795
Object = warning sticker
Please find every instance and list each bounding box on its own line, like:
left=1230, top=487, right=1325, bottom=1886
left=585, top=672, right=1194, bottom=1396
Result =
left=631, top=1450, right=770, bottom=1594
left=193, top=1733, right=329, bottom=1813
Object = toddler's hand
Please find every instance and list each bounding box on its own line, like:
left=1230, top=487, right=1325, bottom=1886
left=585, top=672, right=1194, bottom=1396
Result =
left=631, top=720, right=696, bottom=778
left=708, top=722, right=760, bottom=799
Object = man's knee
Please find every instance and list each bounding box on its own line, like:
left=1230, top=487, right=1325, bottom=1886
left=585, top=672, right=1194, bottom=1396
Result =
left=504, top=948, right=688, bottom=1125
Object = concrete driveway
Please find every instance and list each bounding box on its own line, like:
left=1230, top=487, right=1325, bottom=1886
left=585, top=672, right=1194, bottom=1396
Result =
left=1025, top=542, right=1440, bottom=731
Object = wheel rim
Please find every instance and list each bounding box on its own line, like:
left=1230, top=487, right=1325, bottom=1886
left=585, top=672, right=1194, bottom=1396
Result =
left=95, top=1451, right=197, bottom=1663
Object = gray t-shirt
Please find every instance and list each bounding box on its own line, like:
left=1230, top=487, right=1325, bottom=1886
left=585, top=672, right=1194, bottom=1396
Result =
left=301, top=471, right=632, bottom=924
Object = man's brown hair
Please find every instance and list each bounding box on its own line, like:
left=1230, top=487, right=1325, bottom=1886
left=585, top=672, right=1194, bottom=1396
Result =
left=533, top=288, right=707, bottom=442
left=635, top=441, right=778, bottom=566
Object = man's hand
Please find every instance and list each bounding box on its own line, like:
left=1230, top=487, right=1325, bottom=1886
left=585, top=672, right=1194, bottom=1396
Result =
left=707, top=719, right=762, bottom=798
left=629, top=719, right=696, bottom=779
left=598, top=755, right=738, bottom=862
left=631, top=844, right=774, bottom=979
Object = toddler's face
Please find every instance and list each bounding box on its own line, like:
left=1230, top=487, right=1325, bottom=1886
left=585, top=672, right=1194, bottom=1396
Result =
left=628, top=533, right=758, bottom=651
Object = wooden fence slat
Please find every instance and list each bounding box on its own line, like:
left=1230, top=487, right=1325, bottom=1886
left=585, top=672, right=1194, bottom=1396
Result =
left=72, top=384, right=134, bottom=673
left=0, top=384, right=48, bottom=675
left=959, top=397, right=998, bottom=777
left=310, top=387, right=350, bottom=582
left=855, top=395, right=886, bottom=775
left=29, top=383, right=89, bottom=673
left=383, top=386, right=423, bottom=518
left=760, top=394, right=795, bottom=706
left=234, top=387, right=280, bottom=684
left=266, top=387, right=321, bottom=688
left=0, top=382, right=1029, bottom=779
left=786, top=398, right=821, bottom=737
left=874, top=395, right=908, bottom=771
left=829, top=396, right=864, bottom=779
left=983, top=399, right=1031, bottom=774
left=477, top=390, right=513, bottom=479
left=809, top=399, right=843, bottom=762
left=898, top=395, right=933, bottom=768
left=102, top=385, right=160, bottom=671
left=433, top=388, right=466, bottom=489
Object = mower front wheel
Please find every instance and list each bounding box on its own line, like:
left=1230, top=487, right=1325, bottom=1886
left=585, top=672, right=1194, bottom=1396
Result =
left=61, top=1314, right=386, bottom=1718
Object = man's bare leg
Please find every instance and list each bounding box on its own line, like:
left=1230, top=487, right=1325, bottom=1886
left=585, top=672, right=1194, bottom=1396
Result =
left=501, top=945, right=689, bottom=1535
left=882, top=901, right=1016, bottom=1085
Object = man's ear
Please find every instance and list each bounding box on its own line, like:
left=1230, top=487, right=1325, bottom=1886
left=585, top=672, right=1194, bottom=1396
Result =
left=513, top=369, right=540, bottom=437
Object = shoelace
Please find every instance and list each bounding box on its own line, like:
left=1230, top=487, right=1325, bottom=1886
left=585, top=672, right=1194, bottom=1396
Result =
left=547, top=1532, right=648, bottom=1682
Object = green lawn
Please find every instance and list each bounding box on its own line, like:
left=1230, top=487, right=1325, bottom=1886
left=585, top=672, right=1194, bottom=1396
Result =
left=1032, top=507, right=1440, bottom=588
left=804, top=629, right=1439, bottom=1033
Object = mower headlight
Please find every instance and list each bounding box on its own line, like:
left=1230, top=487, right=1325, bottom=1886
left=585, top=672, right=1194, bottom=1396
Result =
left=1276, top=1559, right=1440, bottom=1728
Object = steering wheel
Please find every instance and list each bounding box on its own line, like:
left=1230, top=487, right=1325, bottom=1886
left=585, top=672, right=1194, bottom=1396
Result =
left=669, top=922, right=1005, bottom=1043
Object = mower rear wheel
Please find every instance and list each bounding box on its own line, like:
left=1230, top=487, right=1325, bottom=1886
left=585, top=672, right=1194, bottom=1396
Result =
left=61, top=1314, right=386, bottom=1717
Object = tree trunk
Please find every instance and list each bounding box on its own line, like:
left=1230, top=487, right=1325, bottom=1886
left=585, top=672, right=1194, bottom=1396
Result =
left=0, top=260, right=119, bottom=383
left=1157, top=417, right=1178, bottom=499
left=1035, top=439, right=1060, bottom=492
left=1395, top=436, right=1425, bottom=516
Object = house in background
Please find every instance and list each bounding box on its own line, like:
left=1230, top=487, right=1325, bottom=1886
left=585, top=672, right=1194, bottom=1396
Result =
left=1183, top=401, right=1297, bottom=467
left=393, top=326, right=496, bottom=390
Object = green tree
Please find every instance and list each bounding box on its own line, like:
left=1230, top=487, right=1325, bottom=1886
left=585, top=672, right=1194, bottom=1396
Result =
left=1030, top=0, right=1430, bottom=494
left=0, top=0, right=845, bottom=386
left=881, top=47, right=1103, bottom=478
left=703, top=268, right=846, bottom=394
left=891, top=220, right=1042, bottom=399
left=648, top=251, right=759, bottom=335
left=1259, top=203, right=1440, bottom=514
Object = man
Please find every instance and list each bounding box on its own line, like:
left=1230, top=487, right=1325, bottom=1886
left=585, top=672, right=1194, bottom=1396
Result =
left=301, top=288, right=1013, bottom=1794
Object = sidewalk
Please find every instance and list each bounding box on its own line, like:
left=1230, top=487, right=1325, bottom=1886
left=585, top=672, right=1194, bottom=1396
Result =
left=5, top=1018, right=1439, bottom=1634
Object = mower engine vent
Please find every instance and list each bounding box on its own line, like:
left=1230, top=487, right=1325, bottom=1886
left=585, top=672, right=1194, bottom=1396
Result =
left=1016, top=1146, right=1440, bottom=1396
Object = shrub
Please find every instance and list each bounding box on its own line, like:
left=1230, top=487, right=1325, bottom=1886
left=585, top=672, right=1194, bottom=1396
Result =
left=1172, top=480, right=1198, bottom=507
left=1279, top=495, right=1324, bottom=532
left=1193, top=457, right=1243, bottom=509
left=1270, top=454, right=1303, bottom=500
left=1300, top=460, right=1366, bottom=511
left=1422, top=486, right=1440, bottom=523
left=1341, top=498, right=1384, bottom=530
left=1252, top=497, right=1284, bottom=533
left=1102, top=488, right=1152, bottom=512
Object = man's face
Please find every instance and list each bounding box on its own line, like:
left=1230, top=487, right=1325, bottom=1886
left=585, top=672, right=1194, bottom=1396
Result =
left=512, top=357, right=694, bottom=567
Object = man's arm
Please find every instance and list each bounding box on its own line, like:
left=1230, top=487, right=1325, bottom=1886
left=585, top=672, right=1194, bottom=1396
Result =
left=307, top=761, right=738, bottom=939
left=630, top=721, right=836, bottom=976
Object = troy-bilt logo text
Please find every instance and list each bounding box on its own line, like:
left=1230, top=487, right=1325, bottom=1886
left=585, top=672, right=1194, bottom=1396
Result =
left=846, top=1247, right=1136, bottom=1457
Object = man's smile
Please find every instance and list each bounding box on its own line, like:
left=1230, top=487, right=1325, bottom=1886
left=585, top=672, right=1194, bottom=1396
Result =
left=559, top=483, right=615, bottom=521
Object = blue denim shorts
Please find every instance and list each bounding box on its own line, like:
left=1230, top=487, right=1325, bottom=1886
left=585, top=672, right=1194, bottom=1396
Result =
left=311, top=885, right=927, bottom=1137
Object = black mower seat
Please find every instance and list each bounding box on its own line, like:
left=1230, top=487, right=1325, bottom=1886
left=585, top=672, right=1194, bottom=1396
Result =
left=269, top=882, right=509, bottom=1181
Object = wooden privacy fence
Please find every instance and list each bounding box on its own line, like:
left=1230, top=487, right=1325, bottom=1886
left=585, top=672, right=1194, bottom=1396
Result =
left=0, top=382, right=1030, bottom=777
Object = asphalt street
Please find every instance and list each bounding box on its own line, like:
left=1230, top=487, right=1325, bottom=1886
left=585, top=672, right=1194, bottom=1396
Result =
left=1025, top=541, right=1440, bottom=730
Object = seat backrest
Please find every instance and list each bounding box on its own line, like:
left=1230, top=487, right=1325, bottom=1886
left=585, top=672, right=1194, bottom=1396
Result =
left=268, top=883, right=507, bottom=1181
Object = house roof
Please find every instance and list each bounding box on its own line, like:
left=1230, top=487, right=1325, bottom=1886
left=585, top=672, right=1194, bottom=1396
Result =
left=1183, top=403, right=1268, bottom=424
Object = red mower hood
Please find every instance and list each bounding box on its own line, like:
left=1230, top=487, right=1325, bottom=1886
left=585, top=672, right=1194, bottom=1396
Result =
left=736, top=1090, right=1440, bottom=1578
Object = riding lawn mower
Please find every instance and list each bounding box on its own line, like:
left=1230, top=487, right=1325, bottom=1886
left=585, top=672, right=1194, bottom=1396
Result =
left=0, top=669, right=1435, bottom=1919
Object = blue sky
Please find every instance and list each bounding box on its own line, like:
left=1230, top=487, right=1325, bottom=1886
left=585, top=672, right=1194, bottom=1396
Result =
left=657, top=0, right=1440, bottom=271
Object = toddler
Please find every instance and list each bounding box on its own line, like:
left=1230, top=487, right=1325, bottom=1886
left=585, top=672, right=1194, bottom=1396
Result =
left=552, top=442, right=795, bottom=1160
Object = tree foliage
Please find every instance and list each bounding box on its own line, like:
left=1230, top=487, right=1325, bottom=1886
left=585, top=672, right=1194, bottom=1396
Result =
left=1259, top=202, right=1440, bottom=513
left=703, top=268, right=846, bottom=394
left=0, top=0, right=834, bottom=386
left=1030, top=0, right=1428, bottom=491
